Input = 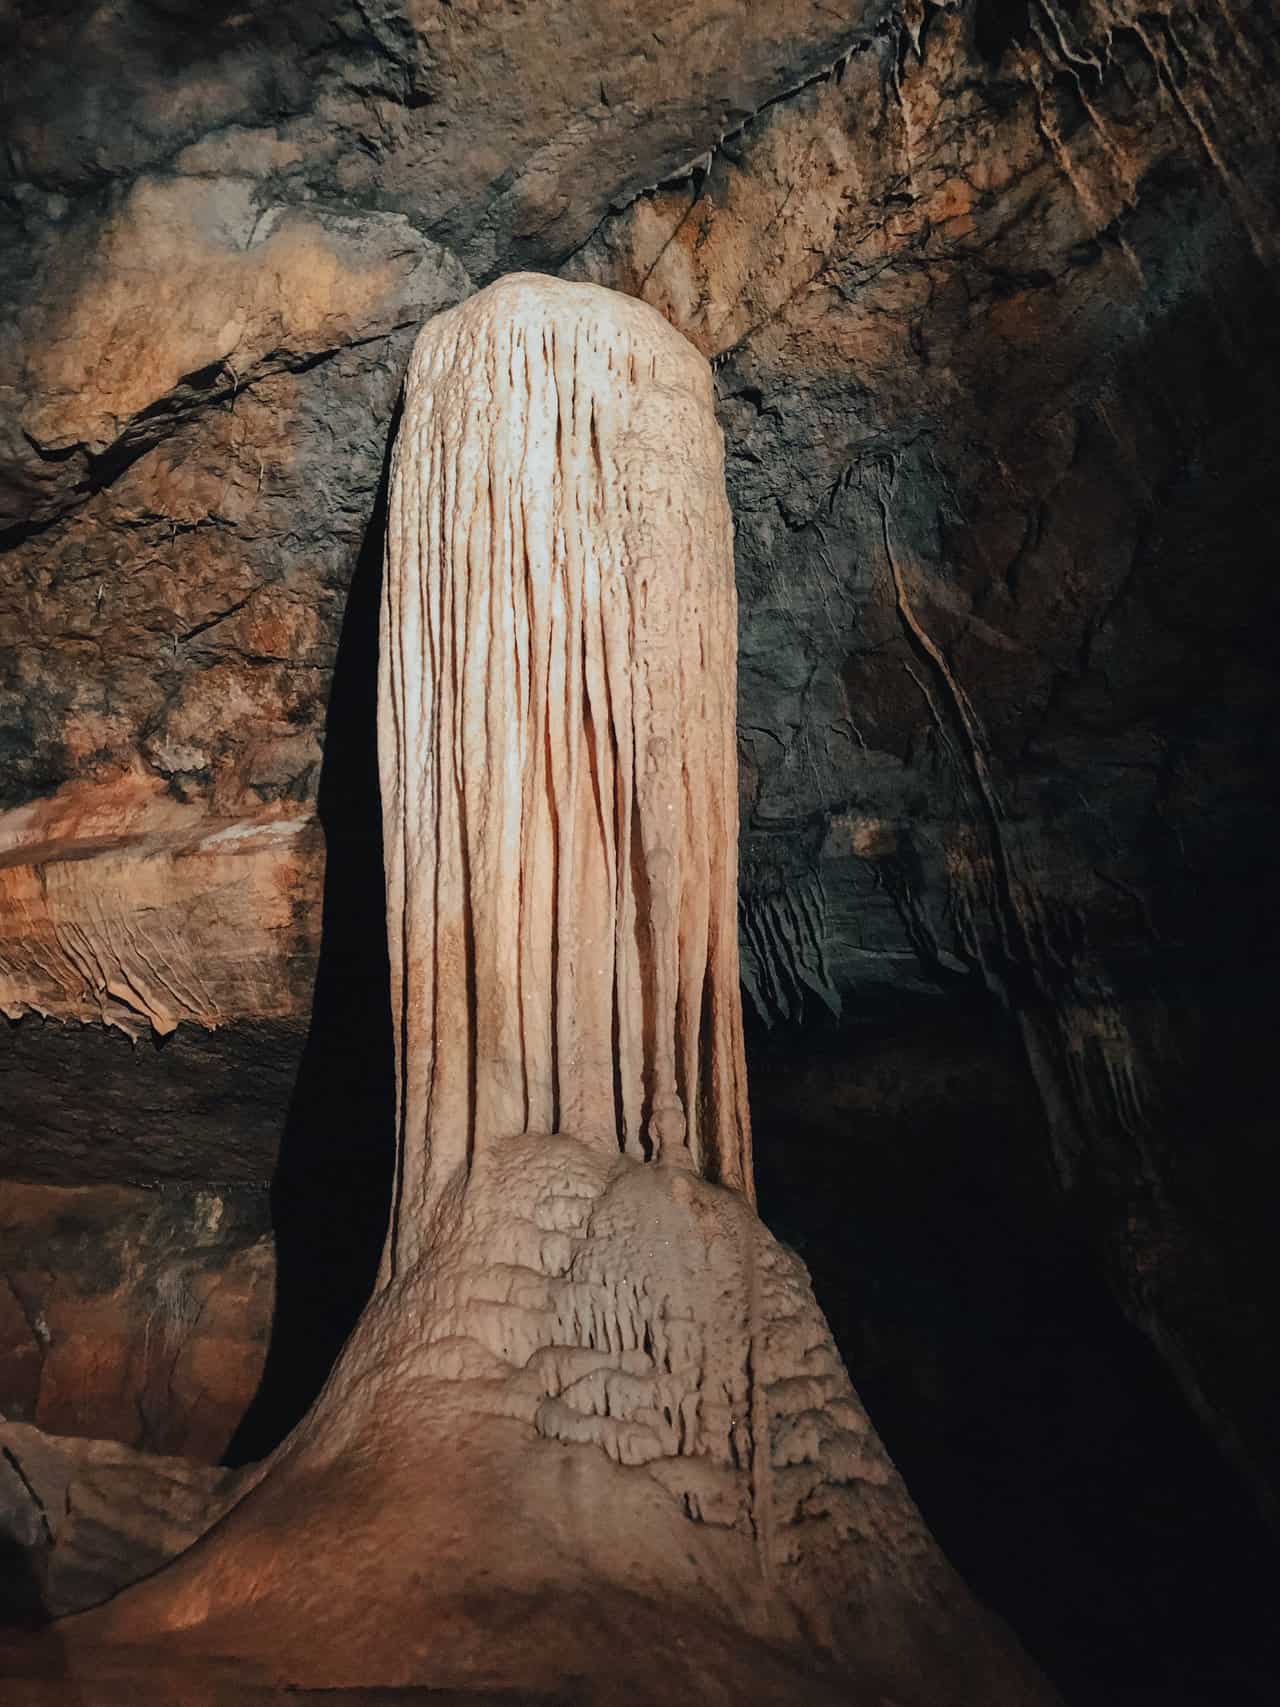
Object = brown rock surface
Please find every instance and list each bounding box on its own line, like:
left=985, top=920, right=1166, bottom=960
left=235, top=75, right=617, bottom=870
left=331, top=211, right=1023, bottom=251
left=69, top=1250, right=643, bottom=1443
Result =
left=0, top=780, right=321, bottom=1037
left=67, top=1132, right=1052, bottom=1706
left=571, top=0, right=1280, bottom=1524
left=0, top=1179, right=272, bottom=1461
left=0, top=1421, right=243, bottom=1621
left=34, top=275, right=1055, bottom=1707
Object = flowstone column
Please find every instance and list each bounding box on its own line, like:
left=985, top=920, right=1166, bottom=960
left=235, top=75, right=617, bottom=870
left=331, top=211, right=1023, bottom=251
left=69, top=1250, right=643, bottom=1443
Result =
left=379, top=275, right=751, bottom=1274
left=64, top=277, right=1057, bottom=1707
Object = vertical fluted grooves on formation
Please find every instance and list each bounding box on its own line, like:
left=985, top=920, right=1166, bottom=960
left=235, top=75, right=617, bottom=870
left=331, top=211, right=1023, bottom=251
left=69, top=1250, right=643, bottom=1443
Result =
left=379, top=274, right=751, bottom=1277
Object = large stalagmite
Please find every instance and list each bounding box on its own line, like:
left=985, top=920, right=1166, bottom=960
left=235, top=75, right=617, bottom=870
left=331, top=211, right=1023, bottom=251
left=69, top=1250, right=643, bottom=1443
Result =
left=6, top=277, right=1057, bottom=1706
left=379, top=276, right=751, bottom=1275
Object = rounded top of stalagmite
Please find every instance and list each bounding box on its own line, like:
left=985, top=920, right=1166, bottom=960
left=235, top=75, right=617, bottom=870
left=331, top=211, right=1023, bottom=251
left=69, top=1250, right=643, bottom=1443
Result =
left=409, top=270, right=714, bottom=399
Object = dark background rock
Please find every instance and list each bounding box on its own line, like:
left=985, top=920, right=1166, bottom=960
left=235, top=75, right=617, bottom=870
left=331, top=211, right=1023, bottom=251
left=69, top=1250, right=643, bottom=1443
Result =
left=749, top=1001, right=1280, bottom=1704
left=2, top=3, right=1279, bottom=1701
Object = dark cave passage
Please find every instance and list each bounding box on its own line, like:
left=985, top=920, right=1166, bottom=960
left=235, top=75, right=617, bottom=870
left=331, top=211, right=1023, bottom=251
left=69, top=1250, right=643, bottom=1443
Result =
left=749, top=1000, right=1280, bottom=1707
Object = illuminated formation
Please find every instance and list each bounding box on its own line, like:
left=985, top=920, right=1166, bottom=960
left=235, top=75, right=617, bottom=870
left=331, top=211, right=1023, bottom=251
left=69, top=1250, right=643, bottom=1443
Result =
left=378, top=274, right=751, bottom=1275
left=69, top=278, right=1053, bottom=1707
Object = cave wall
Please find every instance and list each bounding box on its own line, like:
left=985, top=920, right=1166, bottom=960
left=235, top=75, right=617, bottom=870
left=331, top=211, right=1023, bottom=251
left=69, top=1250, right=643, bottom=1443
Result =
left=2, top=0, right=1278, bottom=1537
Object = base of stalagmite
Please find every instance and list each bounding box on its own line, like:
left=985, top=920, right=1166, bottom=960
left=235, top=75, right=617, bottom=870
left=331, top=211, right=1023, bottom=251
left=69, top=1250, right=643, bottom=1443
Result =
left=0, top=1135, right=1058, bottom=1706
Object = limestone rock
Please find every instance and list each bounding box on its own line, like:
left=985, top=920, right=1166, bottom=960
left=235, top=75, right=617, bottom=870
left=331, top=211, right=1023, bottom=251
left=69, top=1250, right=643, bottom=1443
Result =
left=0, top=1420, right=243, bottom=1622
left=569, top=0, right=1280, bottom=1521
left=75, top=1133, right=1052, bottom=1705
left=2, top=15, right=1277, bottom=1518
left=0, top=779, right=321, bottom=1039
left=0, top=1179, right=272, bottom=1462
left=1, top=4, right=1278, bottom=1696
left=380, top=275, right=750, bottom=1265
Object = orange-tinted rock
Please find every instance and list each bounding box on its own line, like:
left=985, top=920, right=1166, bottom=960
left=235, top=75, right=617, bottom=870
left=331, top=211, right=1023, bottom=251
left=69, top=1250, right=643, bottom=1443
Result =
left=0, top=1, right=1277, bottom=1695
left=62, top=277, right=1055, bottom=1707
left=80, top=1135, right=1054, bottom=1707
left=0, top=777, right=321, bottom=1038
left=0, top=1420, right=244, bottom=1621
left=0, top=1180, right=272, bottom=1462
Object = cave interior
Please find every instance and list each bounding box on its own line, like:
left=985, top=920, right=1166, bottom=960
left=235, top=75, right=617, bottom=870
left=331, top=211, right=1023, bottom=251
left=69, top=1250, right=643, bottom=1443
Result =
left=1, top=3, right=1279, bottom=1704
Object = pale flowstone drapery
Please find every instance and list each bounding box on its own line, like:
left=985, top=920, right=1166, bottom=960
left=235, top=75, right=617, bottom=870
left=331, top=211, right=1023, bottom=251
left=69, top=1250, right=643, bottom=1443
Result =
left=379, top=273, right=751, bottom=1272
left=55, top=279, right=1056, bottom=1707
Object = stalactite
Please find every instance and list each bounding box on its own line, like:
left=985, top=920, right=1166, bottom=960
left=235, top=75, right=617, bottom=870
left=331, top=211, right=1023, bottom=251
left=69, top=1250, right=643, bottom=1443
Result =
left=45, top=278, right=1055, bottom=1707
left=379, top=274, right=752, bottom=1275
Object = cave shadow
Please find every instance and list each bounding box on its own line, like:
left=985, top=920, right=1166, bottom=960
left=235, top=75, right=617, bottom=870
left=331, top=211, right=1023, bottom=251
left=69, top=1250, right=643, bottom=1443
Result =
left=749, top=997, right=1280, bottom=1707
left=0, top=1535, right=81, bottom=1702
left=224, top=422, right=399, bottom=1467
left=0, top=1531, right=48, bottom=1630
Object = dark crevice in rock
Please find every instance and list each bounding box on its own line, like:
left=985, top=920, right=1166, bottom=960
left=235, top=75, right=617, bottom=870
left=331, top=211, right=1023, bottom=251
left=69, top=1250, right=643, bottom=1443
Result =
left=0, top=2, right=1278, bottom=1699
left=751, top=1003, right=1280, bottom=1707
left=0, top=325, right=440, bottom=549
left=224, top=420, right=396, bottom=1464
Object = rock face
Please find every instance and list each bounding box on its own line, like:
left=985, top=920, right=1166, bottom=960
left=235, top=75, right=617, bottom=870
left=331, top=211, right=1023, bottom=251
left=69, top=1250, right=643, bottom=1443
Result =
left=78, top=1133, right=1052, bottom=1705
left=0, top=1422, right=243, bottom=1623
left=0, top=784, right=320, bottom=1039
left=380, top=275, right=750, bottom=1267
left=0, top=1180, right=271, bottom=1462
